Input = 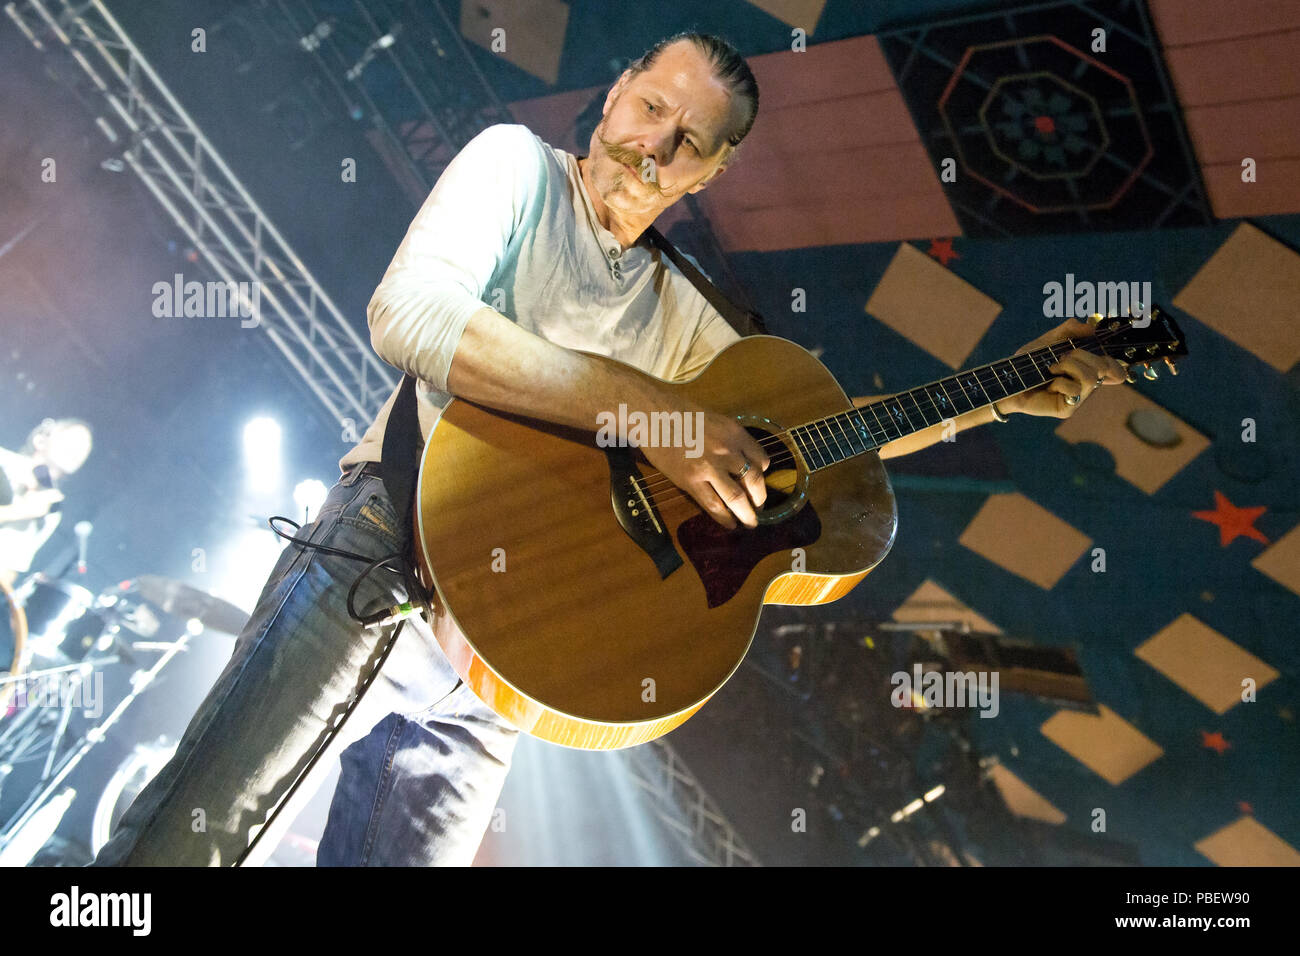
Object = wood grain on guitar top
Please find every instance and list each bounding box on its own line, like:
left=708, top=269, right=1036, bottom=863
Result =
left=412, top=336, right=897, bottom=749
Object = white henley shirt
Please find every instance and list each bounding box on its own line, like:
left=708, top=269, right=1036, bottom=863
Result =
left=338, top=123, right=742, bottom=473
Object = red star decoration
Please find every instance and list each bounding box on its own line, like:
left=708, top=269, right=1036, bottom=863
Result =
left=1192, top=491, right=1269, bottom=548
left=1237, top=801, right=1254, bottom=815
left=926, top=238, right=960, bottom=267
left=1201, top=730, right=1231, bottom=755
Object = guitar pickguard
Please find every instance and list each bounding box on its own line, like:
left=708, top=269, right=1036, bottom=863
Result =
left=677, top=504, right=822, bottom=608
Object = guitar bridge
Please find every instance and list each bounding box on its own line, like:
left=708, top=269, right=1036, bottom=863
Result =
left=606, top=447, right=683, bottom=580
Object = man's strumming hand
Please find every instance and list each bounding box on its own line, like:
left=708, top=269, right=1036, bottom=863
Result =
left=636, top=390, right=770, bottom=531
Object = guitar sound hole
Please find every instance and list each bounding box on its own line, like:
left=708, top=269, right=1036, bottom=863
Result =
left=745, top=426, right=805, bottom=523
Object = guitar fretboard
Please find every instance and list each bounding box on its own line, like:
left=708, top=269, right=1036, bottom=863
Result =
left=789, top=338, right=1105, bottom=470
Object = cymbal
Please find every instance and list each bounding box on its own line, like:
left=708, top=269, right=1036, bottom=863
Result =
left=133, top=576, right=249, bottom=635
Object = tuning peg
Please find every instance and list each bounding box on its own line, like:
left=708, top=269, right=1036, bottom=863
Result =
left=1124, top=347, right=1136, bottom=359
left=1142, top=363, right=1158, bottom=381
left=1088, top=312, right=1103, bottom=327
left=1164, top=357, right=1178, bottom=375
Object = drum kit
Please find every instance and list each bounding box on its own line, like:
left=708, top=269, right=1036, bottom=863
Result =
left=0, top=571, right=248, bottom=865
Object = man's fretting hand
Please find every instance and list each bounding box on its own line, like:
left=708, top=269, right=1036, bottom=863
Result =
left=998, top=319, right=1128, bottom=419
left=636, top=393, right=770, bottom=530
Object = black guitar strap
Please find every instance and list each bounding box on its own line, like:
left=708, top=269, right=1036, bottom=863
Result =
left=643, top=225, right=766, bottom=338
left=380, top=371, right=422, bottom=560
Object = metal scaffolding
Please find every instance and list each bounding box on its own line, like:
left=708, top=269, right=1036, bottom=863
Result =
left=267, top=0, right=516, bottom=207
left=622, top=738, right=762, bottom=867
left=6, top=0, right=398, bottom=432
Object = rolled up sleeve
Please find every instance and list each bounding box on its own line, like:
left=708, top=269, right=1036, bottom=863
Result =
left=367, top=124, right=541, bottom=390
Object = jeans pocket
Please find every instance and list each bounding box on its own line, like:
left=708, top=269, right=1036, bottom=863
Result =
left=340, top=486, right=403, bottom=550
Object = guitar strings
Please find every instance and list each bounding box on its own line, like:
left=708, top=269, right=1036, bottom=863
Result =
left=624, top=329, right=1153, bottom=512
left=629, top=337, right=1128, bottom=507
left=629, top=332, right=1133, bottom=502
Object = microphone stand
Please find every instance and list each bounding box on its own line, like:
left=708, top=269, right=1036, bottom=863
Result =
left=0, top=629, right=188, bottom=855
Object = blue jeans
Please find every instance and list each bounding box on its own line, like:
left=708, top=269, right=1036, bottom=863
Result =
left=91, top=465, right=520, bottom=866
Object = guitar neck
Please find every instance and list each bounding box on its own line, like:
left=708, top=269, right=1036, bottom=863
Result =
left=789, top=337, right=1109, bottom=470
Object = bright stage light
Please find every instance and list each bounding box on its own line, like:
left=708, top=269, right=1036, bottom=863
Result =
left=293, top=479, right=328, bottom=520
left=206, top=525, right=285, bottom=613
left=242, top=417, right=282, bottom=493
left=243, top=416, right=281, bottom=453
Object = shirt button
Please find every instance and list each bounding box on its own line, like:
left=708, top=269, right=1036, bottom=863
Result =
left=608, top=247, right=619, bottom=258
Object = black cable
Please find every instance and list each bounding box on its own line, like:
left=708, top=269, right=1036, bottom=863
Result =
left=266, top=515, right=413, bottom=627
left=233, top=616, right=408, bottom=867
left=231, top=512, right=436, bottom=866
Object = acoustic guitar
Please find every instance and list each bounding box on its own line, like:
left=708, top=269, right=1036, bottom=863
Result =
left=411, top=309, right=1186, bottom=750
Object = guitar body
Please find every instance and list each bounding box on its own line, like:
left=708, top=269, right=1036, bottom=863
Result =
left=412, top=335, right=898, bottom=750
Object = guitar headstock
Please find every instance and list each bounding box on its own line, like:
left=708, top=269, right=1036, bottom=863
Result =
left=1087, top=304, right=1187, bottom=379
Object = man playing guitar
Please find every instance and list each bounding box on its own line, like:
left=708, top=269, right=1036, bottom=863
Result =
left=93, top=32, right=1123, bottom=866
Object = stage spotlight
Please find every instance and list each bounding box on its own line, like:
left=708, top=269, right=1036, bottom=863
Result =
left=243, top=416, right=281, bottom=453
left=242, top=416, right=282, bottom=493
left=208, top=525, right=285, bottom=613
left=293, top=479, right=328, bottom=521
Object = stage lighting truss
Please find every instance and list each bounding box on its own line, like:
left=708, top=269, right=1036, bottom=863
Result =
left=269, top=0, right=516, bottom=205
left=7, top=0, right=398, bottom=434
left=621, top=738, right=762, bottom=868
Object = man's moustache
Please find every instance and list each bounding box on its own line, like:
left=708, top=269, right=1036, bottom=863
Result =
left=605, top=146, right=663, bottom=192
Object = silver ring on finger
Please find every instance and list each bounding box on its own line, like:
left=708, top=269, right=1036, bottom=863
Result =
left=735, top=461, right=750, bottom=478
left=1065, top=393, right=1081, bottom=406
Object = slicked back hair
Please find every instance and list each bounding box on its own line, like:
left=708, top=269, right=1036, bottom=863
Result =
left=626, top=32, right=759, bottom=157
